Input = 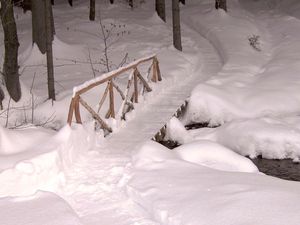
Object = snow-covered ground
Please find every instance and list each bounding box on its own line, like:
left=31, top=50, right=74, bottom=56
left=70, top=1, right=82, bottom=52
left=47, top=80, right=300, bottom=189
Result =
left=1, top=0, right=300, bottom=224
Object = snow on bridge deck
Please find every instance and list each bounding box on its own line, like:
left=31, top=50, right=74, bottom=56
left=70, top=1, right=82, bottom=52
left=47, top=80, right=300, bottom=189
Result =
left=102, top=54, right=221, bottom=154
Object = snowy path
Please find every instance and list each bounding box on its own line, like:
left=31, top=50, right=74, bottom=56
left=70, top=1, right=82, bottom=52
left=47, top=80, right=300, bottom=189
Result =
left=61, top=24, right=222, bottom=225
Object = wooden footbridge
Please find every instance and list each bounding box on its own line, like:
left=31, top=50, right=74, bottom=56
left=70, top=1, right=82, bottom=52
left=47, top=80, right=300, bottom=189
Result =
left=67, top=43, right=221, bottom=153
left=63, top=29, right=222, bottom=224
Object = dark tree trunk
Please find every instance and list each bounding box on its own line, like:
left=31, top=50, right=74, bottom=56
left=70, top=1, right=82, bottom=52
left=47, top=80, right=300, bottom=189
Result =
left=68, top=0, right=73, bottom=6
left=0, top=0, right=21, bottom=102
left=0, top=87, right=4, bottom=109
left=89, top=0, right=95, bottom=21
left=172, top=0, right=182, bottom=51
left=45, top=0, right=55, bottom=100
left=179, top=0, right=185, bottom=4
left=32, top=0, right=46, bottom=53
left=215, top=0, right=227, bottom=11
left=51, top=0, right=54, bottom=5
left=110, top=0, right=114, bottom=4
left=155, top=0, right=166, bottom=22
left=32, top=0, right=55, bottom=52
left=129, top=0, right=133, bottom=8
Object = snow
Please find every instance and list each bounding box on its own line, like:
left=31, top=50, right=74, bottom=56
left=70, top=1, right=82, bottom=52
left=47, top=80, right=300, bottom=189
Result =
left=128, top=142, right=300, bottom=225
left=0, top=191, right=82, bottom=225
left=190, top=117, right=300, bottom=161
left=167, top=116, right=300, bottom=161
left=1, top=0, right=300, bottom=224
left=175, top=140, right=259, bottom=173
left=0, top=124, right=95, bottom=197
left=183, top=1, right=300, bottom=126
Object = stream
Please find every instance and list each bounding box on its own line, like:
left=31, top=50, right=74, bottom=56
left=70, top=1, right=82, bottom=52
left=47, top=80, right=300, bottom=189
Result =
left=159, top=123, right=300, bottom=182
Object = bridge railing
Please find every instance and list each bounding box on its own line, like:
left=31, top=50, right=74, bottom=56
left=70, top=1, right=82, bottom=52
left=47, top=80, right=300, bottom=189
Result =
left=67, top=55, right=162, bottom=133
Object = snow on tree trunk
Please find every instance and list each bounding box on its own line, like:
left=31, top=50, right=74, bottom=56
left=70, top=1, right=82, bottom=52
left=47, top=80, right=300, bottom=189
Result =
left=89, top=0, right=95, bottom=21
left=215, top=0, right=227, bottom=11
left=172, top=0, right=182, bottom=51
left=156, top=0, right=166, bottom=22
left=0, top=0, right=21, bottom=102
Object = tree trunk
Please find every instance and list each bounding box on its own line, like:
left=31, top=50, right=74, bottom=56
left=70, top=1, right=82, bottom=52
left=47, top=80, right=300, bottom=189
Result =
left=0, top=0, right=21, bottom=102
left=172, top=0, right=182, bottom=51
left=0, top=87, right=4, bottom=109
left=155, top=0, right=166, bottom=22
left=32, top=0, right=55, bottom=51
left=45, top=0, right=55, bottom=100
left=179, top=0, right=185, bottom=4
left=215, top=0, right=227, bottom=11
left=129, top=0, right=133, bottom=8
left=89, top=0, right=95, bottom=21
left=68, top=0, right=73, bottom=6
left=110, top=0, right=114, bottom=4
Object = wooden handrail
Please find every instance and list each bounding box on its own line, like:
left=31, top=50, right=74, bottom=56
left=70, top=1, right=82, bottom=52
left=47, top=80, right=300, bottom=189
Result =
left=67, top=55, right=162, bottom=133
left=74, top=55, right=157, bottom=96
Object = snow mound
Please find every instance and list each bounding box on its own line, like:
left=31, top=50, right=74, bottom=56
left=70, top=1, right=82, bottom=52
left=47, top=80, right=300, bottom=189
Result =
left=190, top=117, right=300, bottom=160
left=165, top=117, right=193, bottom=144
left=174, top=140, right=258, bottom=173
left=132, top=140, right=258, bottom=174
left=0, top=191, right=82, bottom=225
left=0, top=124, right=95, bottom=197
left=132, top=141, right=176, bottom=168
left=128, top=156, right=300, bottom=225
left=0, top=126, right=54, bottom=155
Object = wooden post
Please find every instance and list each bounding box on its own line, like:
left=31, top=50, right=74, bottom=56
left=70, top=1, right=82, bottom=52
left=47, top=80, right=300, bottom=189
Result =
left=74, top=95, right=82, bottom=123
left=67, top=98, right=75, bottom=125
left=154, top=57, right=162, bottom=81
left=136, top=70, right=152, bottom=92
left=152, top=59, right=158, bottom=82
left=78, top=96, right=112, bottom=132
left=133, top=68, right=139, bottom=103
left=97, top=82, right=110, bottom=113
left=108, top=80, right=115, bottom=118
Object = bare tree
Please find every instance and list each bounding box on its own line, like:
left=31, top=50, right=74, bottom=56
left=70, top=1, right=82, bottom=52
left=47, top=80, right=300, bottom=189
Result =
left=0, top=87, right=4, bottom=109
left=215, top=0, right=227, bottom=11
left=0, top=0, right=21, bottom=102
left=31, top=0, right=55, bottom=100
left=156, top=0, right=166, bottom=22
left=45, top=0, right=55, bottom=100
left=89, top=0, right=95, bottom=21
left=172, top=0, right=182, bottom=51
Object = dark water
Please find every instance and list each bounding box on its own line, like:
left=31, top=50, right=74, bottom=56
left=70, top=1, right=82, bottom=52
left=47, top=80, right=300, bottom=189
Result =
left=159, top=122, right=300, bottom=182
left=251, top=157, right=300, bottom=181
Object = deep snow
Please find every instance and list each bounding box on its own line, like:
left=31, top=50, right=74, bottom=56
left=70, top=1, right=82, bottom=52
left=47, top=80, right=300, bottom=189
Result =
left=1, top=0, right=300, bottom=224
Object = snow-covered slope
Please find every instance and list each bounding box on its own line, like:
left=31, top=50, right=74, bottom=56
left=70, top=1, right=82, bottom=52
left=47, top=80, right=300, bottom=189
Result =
left=1, top=0, right=300, bottom=224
